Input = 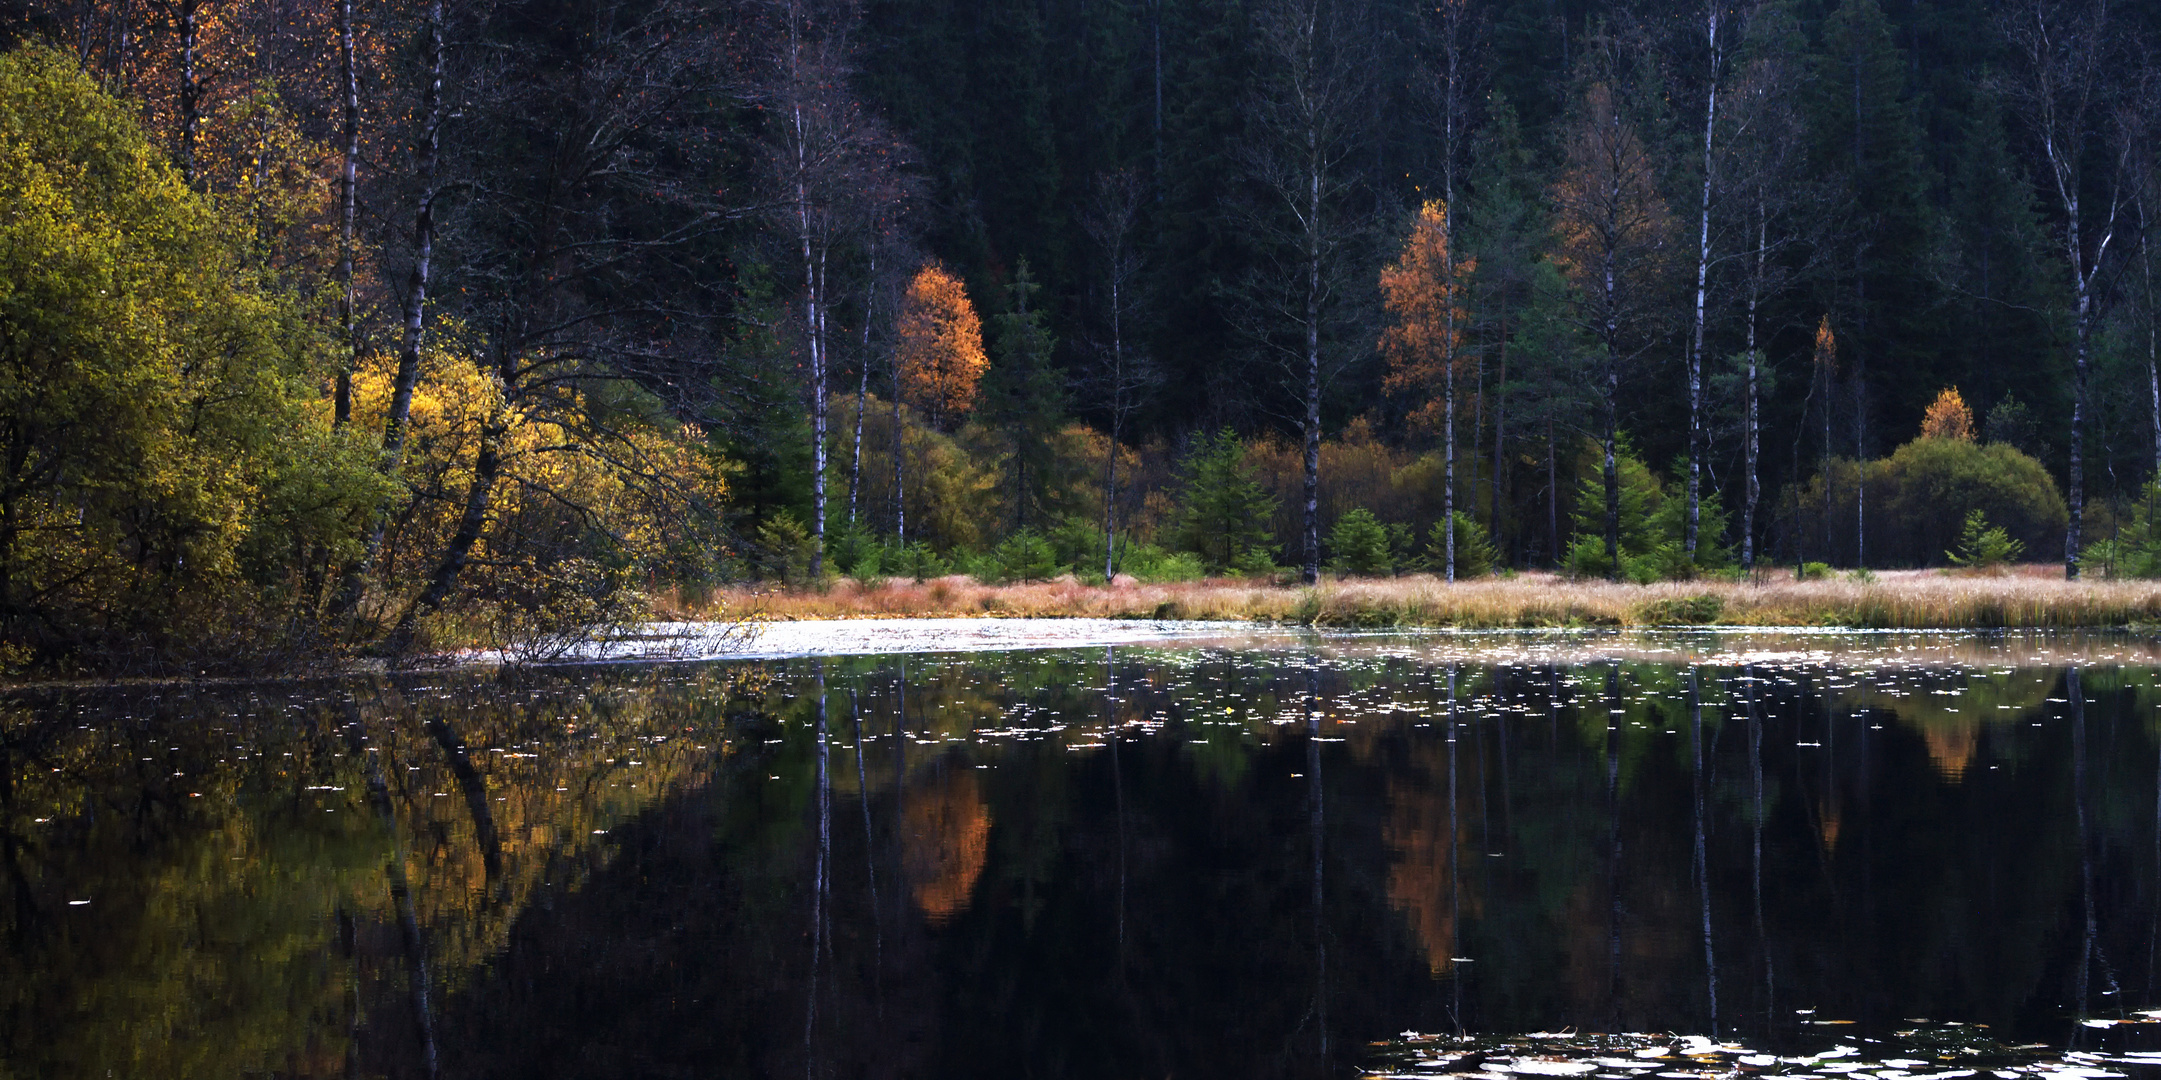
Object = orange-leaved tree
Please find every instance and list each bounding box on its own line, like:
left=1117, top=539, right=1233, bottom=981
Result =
left=896, top=264, right=986, bottom=432
left=1379, top=199, right=1474, bottom=578
left=1920, top=387, right=1975, bottom=442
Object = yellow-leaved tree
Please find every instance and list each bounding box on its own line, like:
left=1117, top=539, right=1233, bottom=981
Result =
left=896, top=265, right=986, bottom=431
left=1921, top=387, right=1976, bottom=442
left=1380, top=199, right=1474, bottom=578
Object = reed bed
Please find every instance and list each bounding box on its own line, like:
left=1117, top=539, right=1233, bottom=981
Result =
left=683, top=567, right=2161, bottom=630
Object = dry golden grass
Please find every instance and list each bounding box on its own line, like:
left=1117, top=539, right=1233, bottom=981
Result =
left=678, top=565, right=2161, bottom=630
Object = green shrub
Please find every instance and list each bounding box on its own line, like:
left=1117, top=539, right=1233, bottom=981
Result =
left=887, top=541, right=949, bottom=581
left=1170, top=428, right=1280, bottom=574
left=1797, top=561, right=1831, bottom=581
left=1635, top=595, right=1725, bottom=625
left=1788, top=438, right=2064, bottom=567
left=1946, top=509, right=2023, bottom=569
left=1327, top=508, right=1394, bottom=575
left=1423, top=512, right=1497, bottom=578
left=2089, top=482, right=2161, bottom=578
left=1122, top=545, right=1206, bottom=582
left=1565, top=442, right=1730, bottom=580
left=754, top=511, right=820, bottom=586
left=987, top=529, right=1063, bottom=582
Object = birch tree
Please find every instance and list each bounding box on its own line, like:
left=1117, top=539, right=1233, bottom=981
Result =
left=1381, top=201, right=1474, bottom=580
left=2001, top=0, right=2132, bottom=578
left=1241, top=0, right=1369, bottom=585
left=1082, top=169, right=1160, bottom=581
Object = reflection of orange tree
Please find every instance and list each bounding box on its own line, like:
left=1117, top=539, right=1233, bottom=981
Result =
left=904, top=761, right=992, bottom=924
left=1833, top=669, right=2052, bottom=783
left=1384, top=743, right=1479, bottom=977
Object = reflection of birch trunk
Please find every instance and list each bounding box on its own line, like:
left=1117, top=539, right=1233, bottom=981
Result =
left=2150, top=697, right=2161, bottom=997
left=1305, top=657, right=1328, bottom=1063
left=1748, top=666, right=1773, bottom=1018
left=2070, top=667, right=2097, bottom=1020
left=1448, top=665, right=1463, bottom=1036
left=359, top=723, right=438, bottom=1079
left=892, top=658, right=907, bottom=926
left=1690, top=668, right=1718, bottom=1035
left=1106, top=646, right=1127, bottom=956
left=806, top=664, right=831, bottom=1074
left=1604, top=664, right=1623, bottom=1029
left=425, top=716, right=501, bottom=886
left=851, top=690, right=881, bottom=985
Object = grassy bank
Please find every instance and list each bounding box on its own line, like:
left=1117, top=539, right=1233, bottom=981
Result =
left=687, top=566, right=2161, bottom=630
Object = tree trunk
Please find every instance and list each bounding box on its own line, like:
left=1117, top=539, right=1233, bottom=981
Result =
left=790, top=3, right=829, bottom=578
left=892, top=354, right=906, bottom=546
left=849, top=244, right=876, bottom=524
left=1444, top=300, right=1456, bottom=582
left=2144, top=201, right=2158, bottom=480
left=2069, top=286, right=2090, bottom=578
left=176, top=0, right=199, bottom=184
left=1490, top=331, right=1507, bottom=557
left=1602, top=364, right=1620, bottom=580
left=1601, top=246, right=1621, bottom=579
left=385, top=0, right=444, bottom=468
left=385, top=397, right=504, bottom=658
left=1440, top=1, right=1461, bottom=582
left=1546, top=417, right=1558, bottom=569
left=1743, top=194, right=1764, bottom=572
left=1686, top=4, right=1720, bottom=562
left=332, top=0, right=444, bottom=620
left=1301, top=136, right=1322, bottom=586
left=333, top=0, right=361, bottom=429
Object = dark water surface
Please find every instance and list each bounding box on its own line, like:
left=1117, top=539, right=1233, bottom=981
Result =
left=10, top=632, right=2161, bottom=1078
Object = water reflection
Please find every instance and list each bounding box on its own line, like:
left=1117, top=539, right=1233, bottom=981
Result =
left=8, top=640, right=2161, bottom=1077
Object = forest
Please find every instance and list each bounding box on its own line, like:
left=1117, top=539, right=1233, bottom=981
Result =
left=0, top=0, right=2158, bottom=672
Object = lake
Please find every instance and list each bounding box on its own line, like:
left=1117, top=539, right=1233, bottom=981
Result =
left=10, top=629, right=2161, bottom=1078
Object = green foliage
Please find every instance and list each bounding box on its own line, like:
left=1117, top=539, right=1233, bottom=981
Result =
left=888, top=542, right=951, bottom=581
left=1424, top=512, right=1498, bottom=578
left=985, top=529, right=1063, bottom=583
left=2087, top=482, right=2161, bottom=578
left=753, top=512, right=820, bottom=586
left=980, top=260, right=1071, bottom=531
left=1170, top=429, right=1279, bottom=575
left=1635, top=595, right=1725, bottom=625
left=1816, top=437, right=2065, bottom=567
left=1327, top=509, right=1394, bottom=576
left=0, top=46, right=384, bottom=668
left=1565, top=446, right=1729, bottom=582
left=1797, top=561, right=1832, bottom=581
left=1946, top=509, right=2023, bottom=569
left=1120, top=545, right=1206, bottom=583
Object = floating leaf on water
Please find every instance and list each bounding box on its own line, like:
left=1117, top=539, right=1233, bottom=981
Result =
left=1503, top=1060, right=1598, bottom=1075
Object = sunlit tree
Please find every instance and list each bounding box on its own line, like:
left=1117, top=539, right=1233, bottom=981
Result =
left=1380, top=199, right=1475, bottom=579
left=896, top=264, right=986, bottom=431
left=1921, top=388, right=1976, bottom=442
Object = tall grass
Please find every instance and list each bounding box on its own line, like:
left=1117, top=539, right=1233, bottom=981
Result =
left=680, top=567, right=2161, bottom=630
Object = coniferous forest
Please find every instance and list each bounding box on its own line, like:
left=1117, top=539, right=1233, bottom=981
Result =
left=1, top=0, right=2160, bottom=672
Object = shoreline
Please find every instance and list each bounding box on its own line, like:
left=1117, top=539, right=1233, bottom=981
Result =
left=696, top=567, right=2161, bottom=632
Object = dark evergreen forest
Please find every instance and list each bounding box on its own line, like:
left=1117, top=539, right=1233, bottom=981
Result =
left=0, top=0, right=2158, bottom=672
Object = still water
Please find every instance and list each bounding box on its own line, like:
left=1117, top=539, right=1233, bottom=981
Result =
left=9, top=631, right=2161, bottom=1078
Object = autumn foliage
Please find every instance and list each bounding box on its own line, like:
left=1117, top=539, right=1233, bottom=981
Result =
left=1380, top=200, right=1474, bottom=431
left=896, top=265, right=987, bottom=429
left=1921, top=387, right=1976, bottom=442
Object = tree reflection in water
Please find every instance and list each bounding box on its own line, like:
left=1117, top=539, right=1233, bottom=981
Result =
left=5, top=641, right=2161, bottom=1077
